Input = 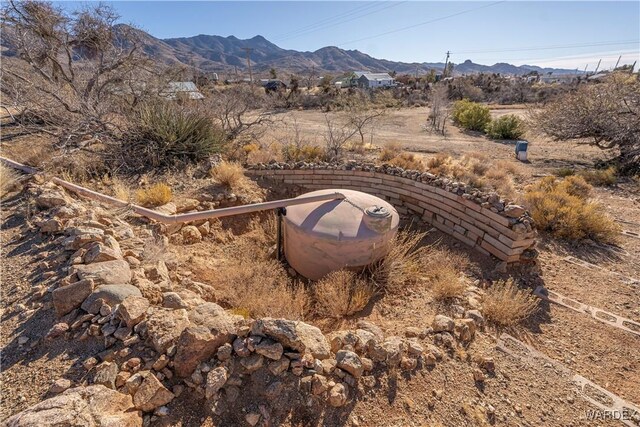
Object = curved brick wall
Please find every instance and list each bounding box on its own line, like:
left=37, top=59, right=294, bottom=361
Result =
left=247, top=163, right=537, bottom=263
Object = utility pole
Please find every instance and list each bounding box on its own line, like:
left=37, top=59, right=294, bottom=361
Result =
left=443, top=51, right=450, bottom=77
left=243, top=47, right=254, bottom=84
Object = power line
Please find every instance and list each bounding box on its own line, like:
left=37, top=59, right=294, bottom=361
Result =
left=273, top=2, right=382, bottom=40
left=335, top=1, right=506, bottom=47
left=274, top=1, right=407, bottom=43
left=451, top=39, right=640, bottom=55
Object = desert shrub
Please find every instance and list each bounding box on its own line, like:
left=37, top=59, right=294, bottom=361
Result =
left=282, top=144, right=325, bottom=162
left=0, top=163, right=20, bottom=196
left=313, top=270, right=375, bottom=318
left=578, top=166, right=617, bottom=186
left=111, top=177, right=132, bottom=201
left=378, top=142, right=403, bottom=161
left=123, top=103, right=225, bottom=170
left=369, top=230, right=427, bottom=295
left=387, top=152, right=426, bottom=171
left=451, top=100, right=491, bottom=132
left=482, top=278, right=538, bottom=326
left=423, top=248, right=469, bottom=300
left=485, top=114, right=525, bottom=140
left=525, top=176, right=620, bottom=243
left=426, top=153, right=452, bottom=175
left=136, top=183, right=172, bottom=207
left=215, top=259, right=307, bottom=320
left=210, top=161, right=248, bottom=189
left=555, top=167, right=575, bottom=177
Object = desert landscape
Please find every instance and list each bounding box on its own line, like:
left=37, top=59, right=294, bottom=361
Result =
left=1, top=1, right=639, bottom=427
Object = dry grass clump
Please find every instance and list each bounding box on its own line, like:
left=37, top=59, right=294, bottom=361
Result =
left=482, top=278, right=538, bottom=326
left=111, top=177, right=132, bottom=202
left=0, top=163, right=20, bottom=196
left=214, top=258, right=307, bottom=320
left=378, top=141, right=403, bottom=161
left=210, top=160, right=250, bottom=190
left=426, top=153, right=453, bottom=175
left=386, top=152, right=426, bottom=171
left=423, top=248, right=469, bottom=300
left=578, top=166, right=617, bottom=186
left=525, top=176, right=620, bottom=243
left=136, top=183, right=172, bottom=207
left=369, top=230, right=427, bottom=295
left=312, top=270, right=375, bottom=318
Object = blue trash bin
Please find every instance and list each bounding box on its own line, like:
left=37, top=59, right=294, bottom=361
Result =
left=515, top=140, right=529, bottom=161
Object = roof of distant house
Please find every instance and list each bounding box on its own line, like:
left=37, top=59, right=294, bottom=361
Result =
left=359, top=72, right=393, bottom=81
left=161, top=81, right=205, bottom=100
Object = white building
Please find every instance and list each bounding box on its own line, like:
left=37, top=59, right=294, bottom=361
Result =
left=357, top=72, right=396, bottom=88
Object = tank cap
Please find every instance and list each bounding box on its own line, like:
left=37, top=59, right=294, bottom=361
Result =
left=365, top=205, right=391, bottom=218
left=364, top=206, right=392, bottom=233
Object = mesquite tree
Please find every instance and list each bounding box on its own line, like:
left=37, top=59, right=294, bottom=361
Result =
left=1, top=1, right=160, bottom=148
left=531, top=73, right=640, bottom=175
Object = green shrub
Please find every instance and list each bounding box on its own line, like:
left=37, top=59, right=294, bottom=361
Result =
left=485, top=114, right=525, bottom=140
left=451, top=100, right=491, bottom=132
left=124, top=103, right=225, bottom=169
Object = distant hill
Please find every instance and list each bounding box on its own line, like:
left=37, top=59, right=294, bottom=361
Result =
left=2, top=25, right=580, bottom=77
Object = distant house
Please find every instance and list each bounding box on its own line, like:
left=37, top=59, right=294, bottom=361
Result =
left=160, top=81, right=205, bottom=100
left=357, top=72, right=396, bottom=89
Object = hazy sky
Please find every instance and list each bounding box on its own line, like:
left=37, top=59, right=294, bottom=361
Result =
left=57, top=1, right=639, bottom=70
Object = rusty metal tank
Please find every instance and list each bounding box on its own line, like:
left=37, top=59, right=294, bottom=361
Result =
left=283, top=189, right=400, bottom=280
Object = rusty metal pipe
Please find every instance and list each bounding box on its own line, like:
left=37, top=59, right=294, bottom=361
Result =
left=0, top=156, right=345, bottom=224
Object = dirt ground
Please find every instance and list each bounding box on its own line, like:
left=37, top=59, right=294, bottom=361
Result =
left=1, top=106, right=639, bottom=426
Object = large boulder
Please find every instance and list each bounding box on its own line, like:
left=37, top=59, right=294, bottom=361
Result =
left=145, top=308, right=190, bottom=353
left=132, top=371, right=174, bottom=412
left=335, top=350, right=363, bottom=378
left=71, top=260, right=132, bottom=285
left=5, top=385, right=141, bottom=426
left=117, top=296, right=150, bottom=328
left=173, top=326, right=231, bottom=377
left=81, top=285, right=142, bottom=314
left=251, top=319, right=330, bottom=360
left=52, top=279, right=94, bottom=317
left=83, top=243, right=122, bottom=264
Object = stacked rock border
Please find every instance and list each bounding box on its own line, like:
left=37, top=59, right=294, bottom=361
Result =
left=247, top=162, right=538, bottom=264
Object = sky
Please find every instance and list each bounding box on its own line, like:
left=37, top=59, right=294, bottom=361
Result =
left=57, top=1, right=640, bottom=70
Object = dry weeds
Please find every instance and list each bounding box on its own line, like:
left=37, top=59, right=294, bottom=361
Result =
left=0, top=163, right=20, bottom=196
left=525, top=176, right=620, bottom=243
left=482, top=278, right=538, bottom=326
left=423, top=248, right=469, bottom=300
left=136, top=183, right=172, bottom=207
left=213, top=258, right=307, bottom=320
left=369, top=230, right=427, bottom=295
left=209, top=161, right=248, bottom=189
left=312, top=270, right=375, bottom=319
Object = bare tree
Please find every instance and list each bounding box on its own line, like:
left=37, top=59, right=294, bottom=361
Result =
left=428, top=84, right=450, bottom=136
left=531, top=73, right=640, bottom=174
left=323, top=114, right=358, bottom=160
left=346, top=98, right=387, bottom=146
left=1, top=1, right=161, bottom=148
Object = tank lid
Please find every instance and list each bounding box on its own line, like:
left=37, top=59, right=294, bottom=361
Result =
left=365, top=205, right=391, bottom=218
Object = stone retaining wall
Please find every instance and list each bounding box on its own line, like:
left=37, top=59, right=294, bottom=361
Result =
left=247, top=164, right=537, bottom=263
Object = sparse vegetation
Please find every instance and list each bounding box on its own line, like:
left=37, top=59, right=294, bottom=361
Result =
left=482, top=278, right=538, bottom=326
left=378, top=142, right=403, bottom=162
left=578, top=166, right=617, bottom=186
left=485, top=114, right=525, bottom=140
left=0, top=163, right=20, bottom=196
left=525, top=176, right=620, bottom=243
left=214, top=259, right=307, bottom=320
left=423, top=248, right=469, bottom=300
left=385, top=152, right=426, bottom=171
left=312, top=270, right=375, bottom=319
left=210, top=161, right=248, bottom=189
left=452, top=100, right=492, bottom=132
left=369, top=230, right=427, bottom=295
left=136, top=183, right=173, bottom=207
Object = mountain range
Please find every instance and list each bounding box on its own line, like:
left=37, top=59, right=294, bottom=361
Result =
left=2, top=24, right=580, bottom=77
